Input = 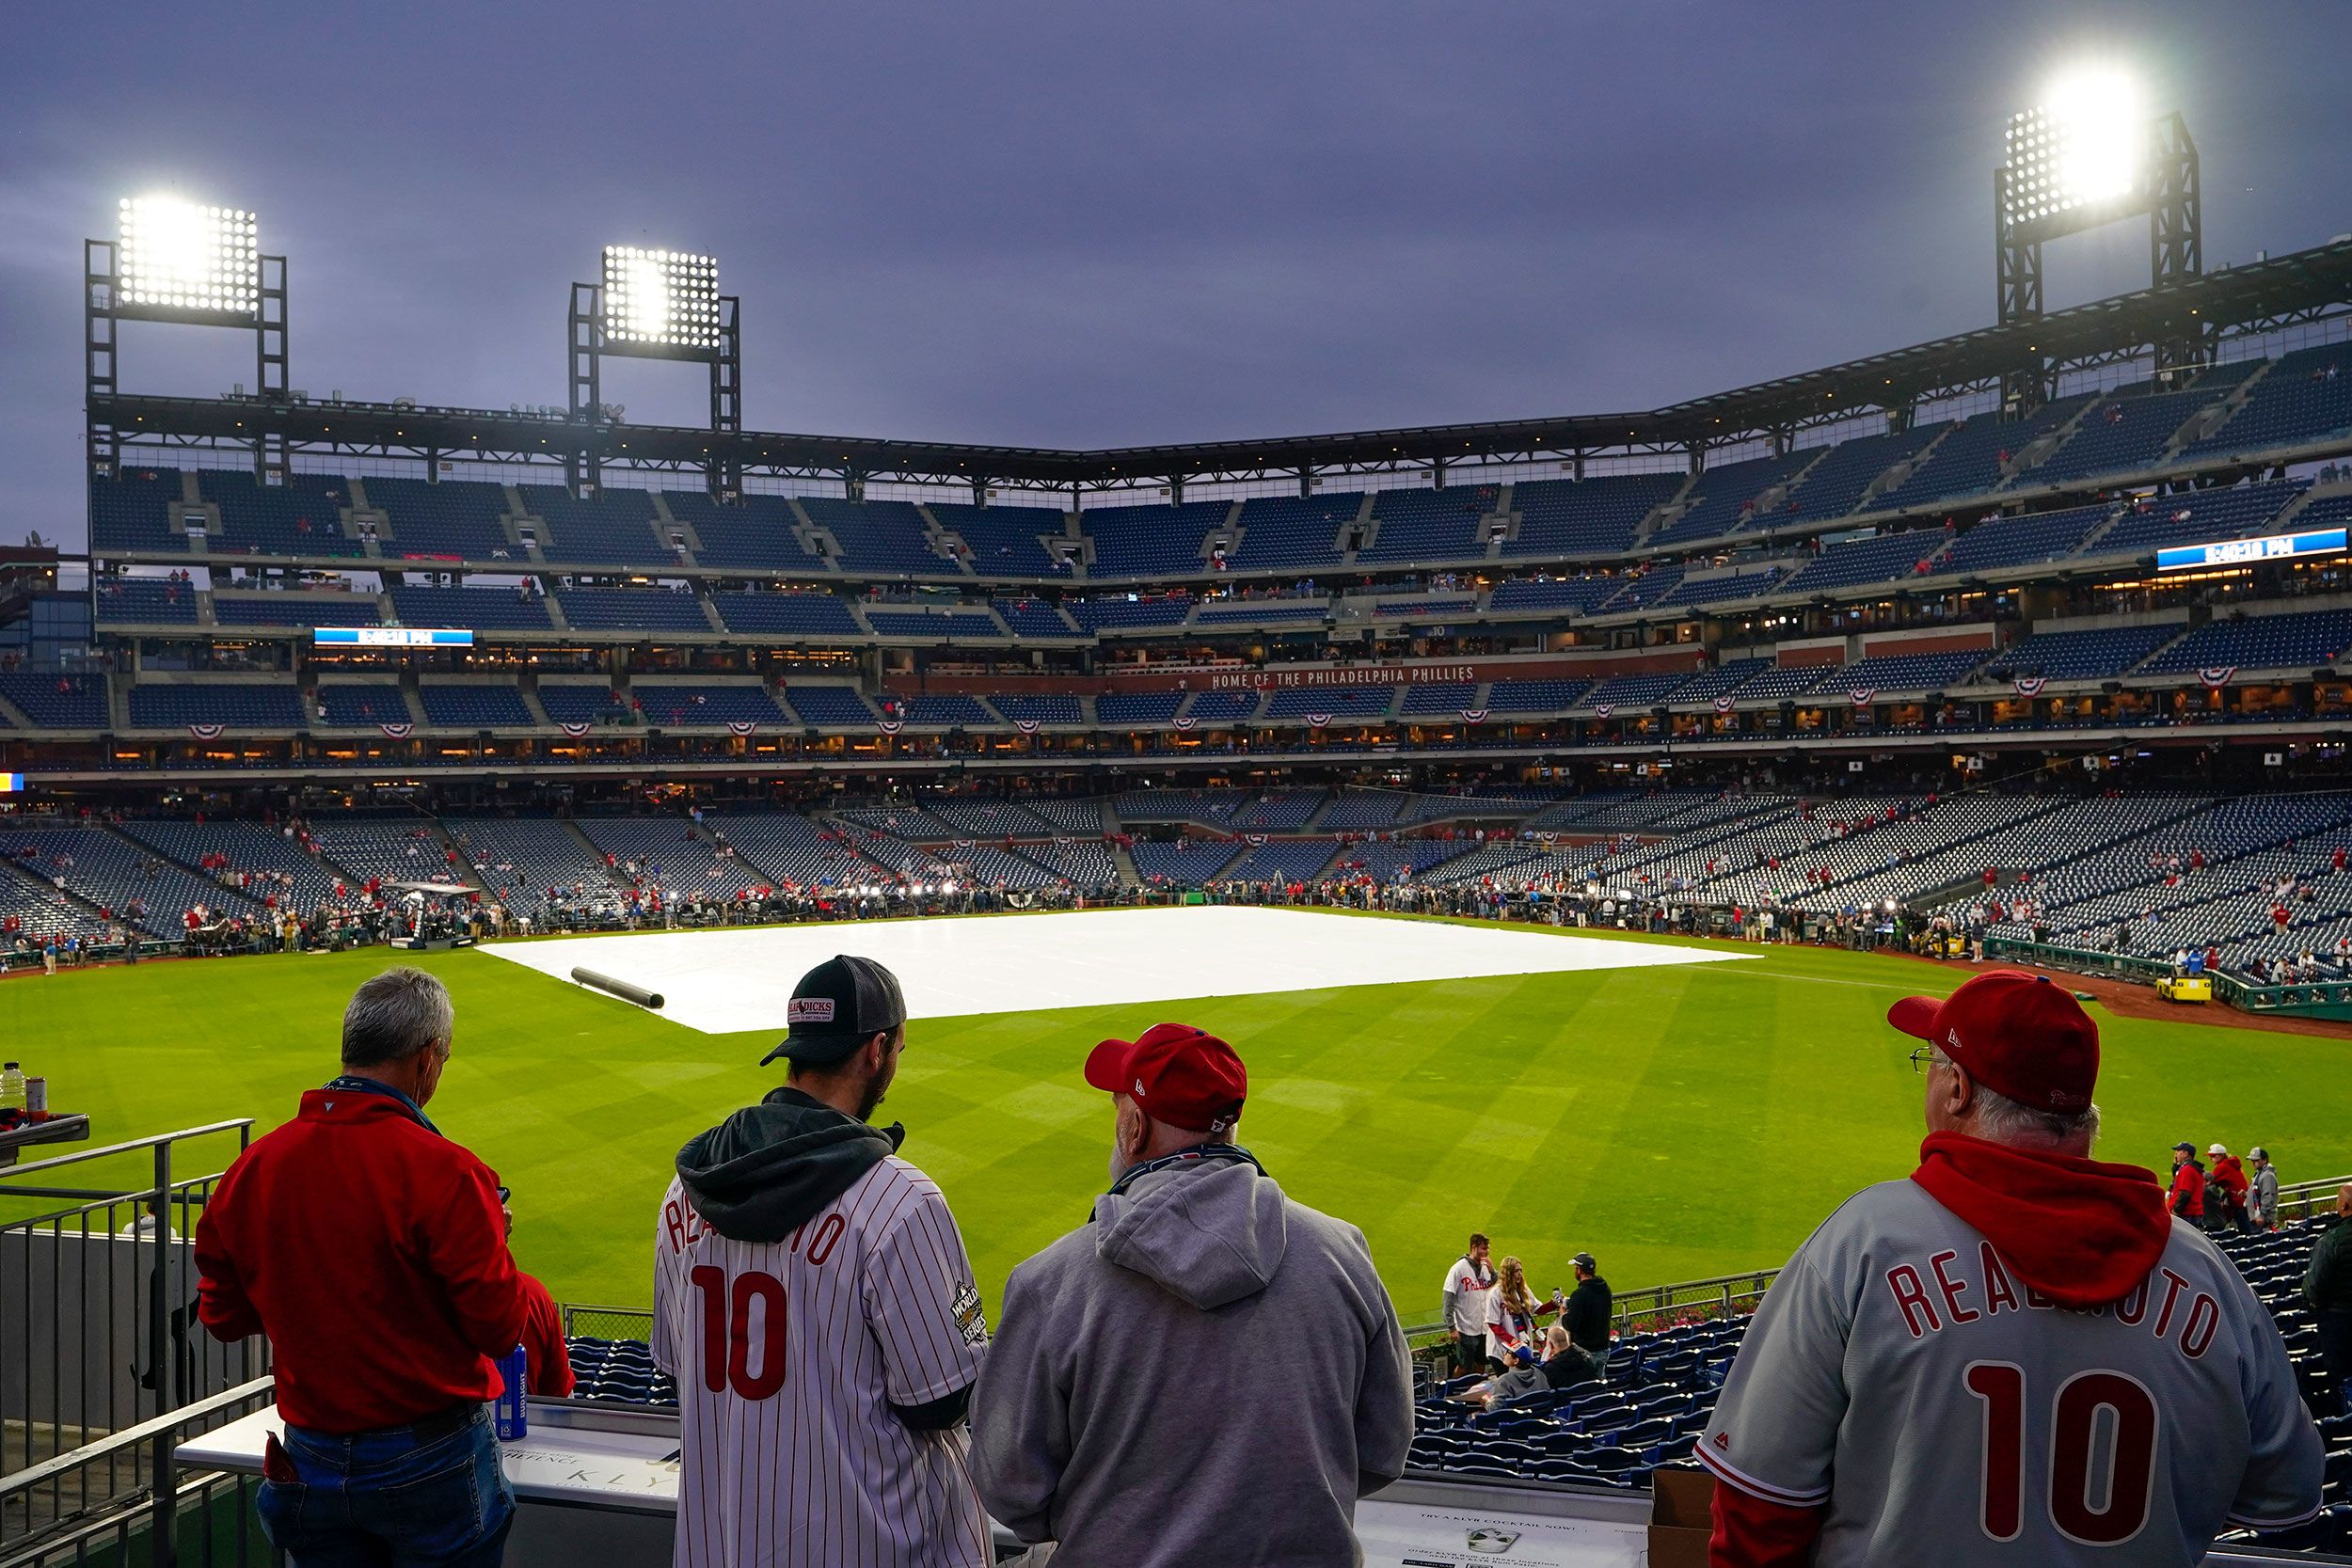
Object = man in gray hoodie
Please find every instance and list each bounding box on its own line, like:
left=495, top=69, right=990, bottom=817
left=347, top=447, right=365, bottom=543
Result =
left=969, top=1022, right=1413, bottom=1567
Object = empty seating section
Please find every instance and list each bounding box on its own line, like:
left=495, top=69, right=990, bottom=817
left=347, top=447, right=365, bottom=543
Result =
left=662, top=492, right=827, bottom=572
left=1183, top=690, right=1261, bottom=721
left=1263, top=688, right=1391, bottom=719
left=420, top=685, right=536, bottom=727
left=370, top=478, right=516, bottom=561
left=929, top=504, right=1070, bottom=576
left=1194, top=600, right=1327, bottom=624
left=1096, top=692, right=1184, bottom=724
left=1316, top=791, right=1407, bottom=831
left=573, top=818, right=770, bottom=898
left=781, top=686, right=877, bottom=725
left=1937, top=505, right=2110, bottom=575
left=313, top=685, right=409, bottom=726
left=1115, top=789, right=1248, bottom=827
left=1778, top=426, right=1938, bottom=523
left=1819, top=650, right=1988, bottom=693
left=95, top=578, right=199, bottom=624
left=1727, top=663, right=1833, bottom=703
left=801, top=498, right=951, bottom=576
left=5, top=828, right=255, bottom=936
left=1488, top=578, right=1624, bottom=614
left=1359, top=486, right=1497, bottom=563
left=1225, top=494, right=1357, bottom=570
left=130, top=684, right=304, bottom=729
left=1649, top=451, right=1811, bottom=546
left=1399, top=682, right=1479, bottom=715
left=1505, top=474, right=1684, bottom=556
left=519, top=485, right=668, bottom=566
left=388, top=585, right=553, bottom=631
left=991, top=694, right=1085, bottom=724
left=1132, top=842, right=1245, bottom=885
left=90, top=467, right=189, bottom=553
left=890, top=694, right=993, bottom=725
left=863, top=609, right=1004, bottom=639
left=444, top=818, right=612, bottom=907
left=1489, top=679, right=1594, bottom=713
left=212, top=594, right=383, bottom=627
left=1873, top=398, right=2095, bottom=513
left=115, top=820, right=345, bottom=911
left=710, top=592, right=861, bottom=637
left=704, top=813, right=879, bottom=888
left=1024, top=799, right=1106, bottom=833
left=537, top=686, right=626, bottom=725
left=1081, top=501, right=1226, bottom=577
left=1975, top=625, right=2179, bottom=683
left=1775, top=530, right=1949, bottom=594
left=922, top=800, right=1057, bottom=838
left=303, top=819, right=450, bottom=888
left=1066, top=594, right=1192, bottom=632
left=630, top=686, right=789, bottom=726
left=992, top=598, right=1078, bottom=638
left=1654, top=566, right=1787, bottom=609
left=2089, top=480, right=2305, bottom=556
left=0, top=673, right=108, bottom=728
left=1373, top=597, right=1475, bottom=618
left=2141, top=610, right=2352, bottom=674
left=1219, top=839, right=1341, bottom=882
left=1668, top=659, right=1770, bottom=704
left=2180, top=343, right=2352, bottom=460
left=1576, top=673, right=1690, bottom=711
left=0, top=855, right=110, bottom=941
left=554, top=589, right=711, bottom=632
left=2019, top=388, right=2215, bottom=485
left=1591, top=570, right=1677, bottom=615
left=1022, top=842, right=1120, bottom=889
left=200, top=471, right=361, bottom=557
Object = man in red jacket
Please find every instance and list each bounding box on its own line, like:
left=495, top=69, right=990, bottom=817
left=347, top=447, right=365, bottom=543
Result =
left=2169, top=1140, right=2207, bottom=1224
left=196, top=968, right=529, bottom=1568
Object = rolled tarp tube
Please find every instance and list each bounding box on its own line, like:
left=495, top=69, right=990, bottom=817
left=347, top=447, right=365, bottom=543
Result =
left=571, top=967, right=665, bottom=1010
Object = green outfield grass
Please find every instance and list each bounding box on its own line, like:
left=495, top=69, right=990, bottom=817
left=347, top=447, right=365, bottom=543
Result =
left=5, top=912, right=2343, bottom=1322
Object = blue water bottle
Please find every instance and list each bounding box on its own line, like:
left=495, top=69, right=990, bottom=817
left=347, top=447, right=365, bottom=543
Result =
left=493, top=1345, right=529, bottom=1440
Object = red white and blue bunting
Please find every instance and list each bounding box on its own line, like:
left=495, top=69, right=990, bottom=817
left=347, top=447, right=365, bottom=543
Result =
left=559, top=721, right=591, bottom=738
left=2012, top=676, right=2047, bottom=697
left=187, top=723, right=224, bottom=741
left=1713, top=695, right=1736, bottom=713
left=726, top=721, right=756, bottom=736
left=1593, top=703, right=1614, bottom=720
left=876, top=719, right=904, bottom=735
left=1458, top=708, right=1489, bottom=724
left=2200, top=667, right=2236, bottom=690
left=1306, top=712, right=1333, bottom=728
left=1849, top=689, right=1878, bottom=707
left=1015, top=719, right=1040, bottom=735
left=1171, top=715, right=1197, bottom=731
left=379, top=722, right=414, bottom=739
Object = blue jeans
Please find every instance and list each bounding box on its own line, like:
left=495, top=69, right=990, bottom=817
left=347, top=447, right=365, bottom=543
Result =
left=258, top=1407, right=515, bottom=1568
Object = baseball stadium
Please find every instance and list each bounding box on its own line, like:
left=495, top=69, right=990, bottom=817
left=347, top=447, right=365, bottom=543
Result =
left=7, top=9, right=2352, bottom=1566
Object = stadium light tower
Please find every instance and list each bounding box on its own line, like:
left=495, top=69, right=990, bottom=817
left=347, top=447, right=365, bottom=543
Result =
left=568, top=245, right=740, bottom=495
left=86, top=196, right=289, bottom=483
left=1994, top=68, right=2202, bottom=410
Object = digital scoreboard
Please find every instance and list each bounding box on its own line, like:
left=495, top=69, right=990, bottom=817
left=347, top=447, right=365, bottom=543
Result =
left=2155, top=527, right=2347, bottom=574
left=312, top=627, right=474, bottom=647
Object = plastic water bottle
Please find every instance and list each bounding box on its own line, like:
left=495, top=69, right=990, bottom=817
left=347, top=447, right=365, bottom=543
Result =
left=492, top=1345, right=529, bottom=1440
left=0, top=1064, right=24, bottom=1112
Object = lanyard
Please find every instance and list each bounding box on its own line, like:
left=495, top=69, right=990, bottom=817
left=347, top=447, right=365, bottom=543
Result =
left=321, top=1075, right=441, bottom=1136
left=1107, top=1142, right=1264, bottom=1198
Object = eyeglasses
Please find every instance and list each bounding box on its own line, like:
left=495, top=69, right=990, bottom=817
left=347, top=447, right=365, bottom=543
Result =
left=1909, top=1047, right=1942, bottom=1074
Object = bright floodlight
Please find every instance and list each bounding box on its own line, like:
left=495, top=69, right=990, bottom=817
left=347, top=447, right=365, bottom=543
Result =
left=2002, top=69, right=2149, bottom=228
left=602, top=245, right=721, bottom=350
left=118, top=196, right=259, bottom=314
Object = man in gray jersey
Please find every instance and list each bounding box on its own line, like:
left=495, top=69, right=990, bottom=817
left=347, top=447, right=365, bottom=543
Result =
left=1700, top=970, right=2321, bottom=1566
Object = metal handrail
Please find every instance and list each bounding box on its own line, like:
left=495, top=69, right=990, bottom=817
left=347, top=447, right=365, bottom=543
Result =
left=0, top=1121, right=255, bottom=1183
left=0, top=1377, right=273, bottom=1500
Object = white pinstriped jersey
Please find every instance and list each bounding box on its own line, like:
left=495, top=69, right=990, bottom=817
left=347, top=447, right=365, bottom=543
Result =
left=1701, top=1180, right=2322, bottom=1566
left=652, top=1156, right=991, bottom=1568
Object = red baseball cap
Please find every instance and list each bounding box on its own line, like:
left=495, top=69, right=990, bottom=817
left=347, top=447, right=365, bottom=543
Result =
left=1085, top=1022, right=1248, bottom=1134
left=1887, top=969, right=2099, bottom=1114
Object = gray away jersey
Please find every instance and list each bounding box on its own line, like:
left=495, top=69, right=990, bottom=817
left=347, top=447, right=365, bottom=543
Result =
left=653, top=1156, right=992, bottom=1568
left=1701, top=1179, right=2322, bottom=1567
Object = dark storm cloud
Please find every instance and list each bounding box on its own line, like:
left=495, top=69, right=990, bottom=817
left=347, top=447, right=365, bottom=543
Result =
left=0, top=1, right=2345, bottom=546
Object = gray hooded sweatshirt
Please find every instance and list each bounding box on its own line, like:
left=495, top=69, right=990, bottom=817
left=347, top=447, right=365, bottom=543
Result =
left=968, top=1154, right=1413, bottom=1567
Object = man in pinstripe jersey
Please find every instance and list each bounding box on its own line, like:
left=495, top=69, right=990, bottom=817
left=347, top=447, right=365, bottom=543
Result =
left=655, top=955, right=991, bottom=1568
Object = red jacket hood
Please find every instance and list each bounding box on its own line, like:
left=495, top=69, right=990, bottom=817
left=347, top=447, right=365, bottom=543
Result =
left=1911, top=1132, right=2172, bottom=1309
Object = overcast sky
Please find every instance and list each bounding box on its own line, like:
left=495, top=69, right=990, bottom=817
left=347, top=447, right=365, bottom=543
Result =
left=3, top=1, right=2347, bottom=546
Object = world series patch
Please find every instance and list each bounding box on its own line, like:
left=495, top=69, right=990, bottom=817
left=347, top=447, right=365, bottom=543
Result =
left=952, top=1282, right=988, bottom=1346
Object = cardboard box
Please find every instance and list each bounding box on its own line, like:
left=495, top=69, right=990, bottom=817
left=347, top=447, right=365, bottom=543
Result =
left=1648, top=1466, right=1714, bottom=1568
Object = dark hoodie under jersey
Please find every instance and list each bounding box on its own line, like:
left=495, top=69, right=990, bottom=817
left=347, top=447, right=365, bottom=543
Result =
left=675, top=1087, right=902, bottom=1243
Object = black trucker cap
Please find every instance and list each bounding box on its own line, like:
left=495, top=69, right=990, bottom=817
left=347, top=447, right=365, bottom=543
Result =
left=760, top=955, right=908, bottom=1066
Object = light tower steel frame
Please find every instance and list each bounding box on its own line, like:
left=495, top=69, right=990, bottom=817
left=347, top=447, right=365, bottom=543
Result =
left=565, top=279, right=741, bottom=497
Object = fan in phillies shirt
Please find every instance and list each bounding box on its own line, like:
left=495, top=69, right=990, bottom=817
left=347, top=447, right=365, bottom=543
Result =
left=1700, top=970, right=2321, bottom=1567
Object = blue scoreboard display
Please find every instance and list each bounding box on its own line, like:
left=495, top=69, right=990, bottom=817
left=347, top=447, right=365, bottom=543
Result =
left=2155, top=527, right=2348, bottom=573
left=311, top=626, right=474, bottom=647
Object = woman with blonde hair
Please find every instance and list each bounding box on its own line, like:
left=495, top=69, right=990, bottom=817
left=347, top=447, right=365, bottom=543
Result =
left=1483, top=1255, right=1559, bottom=1369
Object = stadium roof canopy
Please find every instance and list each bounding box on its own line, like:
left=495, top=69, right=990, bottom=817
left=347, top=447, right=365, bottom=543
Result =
left=97, top=236, right=2352, bottom=496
